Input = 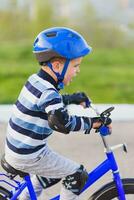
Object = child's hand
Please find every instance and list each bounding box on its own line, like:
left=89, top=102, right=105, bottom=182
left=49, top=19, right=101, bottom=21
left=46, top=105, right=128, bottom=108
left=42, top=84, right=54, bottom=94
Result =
left=80, top=102, right=87, bottom=108
left=62, top=92, right=91, bottom=108
left=92, top=117, right=112, bottom=128
left=92, top=121, right=102, bottom=129
left=85, top=116, right=112, bottom=134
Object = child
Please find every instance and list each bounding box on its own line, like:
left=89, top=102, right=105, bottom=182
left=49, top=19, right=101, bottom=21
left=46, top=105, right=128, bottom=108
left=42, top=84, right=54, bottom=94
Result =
left=5, top=27, right=111, bottom=200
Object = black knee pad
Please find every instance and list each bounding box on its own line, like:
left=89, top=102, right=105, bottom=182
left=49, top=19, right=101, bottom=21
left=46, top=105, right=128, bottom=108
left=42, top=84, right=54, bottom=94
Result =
left=62, top=165, right=88, bottom=195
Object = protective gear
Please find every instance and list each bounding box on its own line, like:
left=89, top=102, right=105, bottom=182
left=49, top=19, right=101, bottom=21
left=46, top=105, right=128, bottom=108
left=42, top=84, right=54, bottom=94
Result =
left=84, top=116, right=112, bottom=134
left=62, top=165, right=88, bottom=195
left=48, top=108, right=70, bottom=134
left=33, top=27, right=92, bottom=61
left=33, top=27, right=92, bottom=89
left=62, top=92, right=91, bottom=107
left=48, top=108, right=92, bottom=134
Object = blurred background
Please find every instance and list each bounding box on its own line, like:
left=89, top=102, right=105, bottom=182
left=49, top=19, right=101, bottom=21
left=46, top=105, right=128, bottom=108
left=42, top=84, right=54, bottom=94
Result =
left=0, top=2, right=134, bottom=199
left=0, top=0, right=134, bottom=104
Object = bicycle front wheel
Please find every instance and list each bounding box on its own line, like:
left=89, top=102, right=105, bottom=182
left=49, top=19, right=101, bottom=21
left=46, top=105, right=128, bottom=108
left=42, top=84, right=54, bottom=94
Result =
left=0, top=186, right=11, bottom=200
left=88, top=178, right=134, bottom=200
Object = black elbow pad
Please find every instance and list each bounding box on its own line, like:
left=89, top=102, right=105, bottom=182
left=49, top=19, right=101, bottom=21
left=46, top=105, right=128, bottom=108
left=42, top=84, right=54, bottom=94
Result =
left=48, top=108, right=70, bottom=134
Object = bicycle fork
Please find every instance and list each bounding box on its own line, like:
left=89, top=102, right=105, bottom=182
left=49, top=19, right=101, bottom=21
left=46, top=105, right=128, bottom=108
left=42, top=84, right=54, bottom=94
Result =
left=107, top=152, right=126, bottom=200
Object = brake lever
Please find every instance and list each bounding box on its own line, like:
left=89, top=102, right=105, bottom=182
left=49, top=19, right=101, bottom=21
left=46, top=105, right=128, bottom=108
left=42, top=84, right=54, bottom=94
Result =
left=100, top=107, right=115, bottom=117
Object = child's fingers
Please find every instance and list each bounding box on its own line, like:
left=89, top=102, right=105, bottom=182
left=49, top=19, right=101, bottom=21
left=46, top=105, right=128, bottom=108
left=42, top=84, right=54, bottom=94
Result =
left=80, top=102, right=86, bottom=108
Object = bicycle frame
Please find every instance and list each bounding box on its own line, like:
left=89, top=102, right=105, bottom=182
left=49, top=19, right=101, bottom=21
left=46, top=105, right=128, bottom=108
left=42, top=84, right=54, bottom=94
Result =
left=0, top=146, right=126, bottom=200
left=50, top=137, right=126, bottom=200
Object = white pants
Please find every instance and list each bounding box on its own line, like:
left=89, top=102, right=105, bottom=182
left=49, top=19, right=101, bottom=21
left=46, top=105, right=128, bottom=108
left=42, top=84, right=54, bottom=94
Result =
left=5, top=146, right=80, bottom=200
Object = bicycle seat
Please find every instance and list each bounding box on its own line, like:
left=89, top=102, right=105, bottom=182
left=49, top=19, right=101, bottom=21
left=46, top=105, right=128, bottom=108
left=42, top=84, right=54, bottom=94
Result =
left=1, top=155, right=28, bottom=178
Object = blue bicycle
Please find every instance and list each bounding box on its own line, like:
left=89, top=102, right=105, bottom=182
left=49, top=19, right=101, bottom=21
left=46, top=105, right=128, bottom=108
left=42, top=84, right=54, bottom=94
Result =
left=0, top=106, right=134, bottom=200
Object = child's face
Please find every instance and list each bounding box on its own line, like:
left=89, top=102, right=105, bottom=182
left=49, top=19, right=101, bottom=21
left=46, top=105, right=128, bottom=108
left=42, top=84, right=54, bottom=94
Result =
left=63, top=57, right=83, bottom=86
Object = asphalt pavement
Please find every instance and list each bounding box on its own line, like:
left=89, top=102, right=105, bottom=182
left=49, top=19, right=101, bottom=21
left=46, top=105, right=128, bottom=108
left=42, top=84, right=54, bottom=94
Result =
left=0, top=121, right=134, bottom=199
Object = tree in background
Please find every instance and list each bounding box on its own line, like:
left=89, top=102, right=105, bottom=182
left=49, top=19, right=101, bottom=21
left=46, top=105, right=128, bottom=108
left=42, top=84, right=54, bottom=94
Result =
left=72, top=1, right=126, bottom=48
left=0, top=0, right=54, bottom=42
left=0, top=0, right=132, bottom=47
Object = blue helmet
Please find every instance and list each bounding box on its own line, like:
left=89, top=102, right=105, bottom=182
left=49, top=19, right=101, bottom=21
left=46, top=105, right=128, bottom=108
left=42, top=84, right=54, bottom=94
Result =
left=33, top=27, right=92, bottom=61
left=33, top=27, right=92, bottom=89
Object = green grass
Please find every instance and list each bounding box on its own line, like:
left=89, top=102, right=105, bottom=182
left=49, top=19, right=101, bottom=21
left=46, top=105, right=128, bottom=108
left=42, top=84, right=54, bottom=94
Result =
left=0, top=43, right=134, bottom=104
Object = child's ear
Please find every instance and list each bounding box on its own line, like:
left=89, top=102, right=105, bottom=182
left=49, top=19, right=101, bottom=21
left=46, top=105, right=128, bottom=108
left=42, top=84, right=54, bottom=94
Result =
left=53, top=61, right=63, bottom=72
left=52, top=61, right=59, bottom=71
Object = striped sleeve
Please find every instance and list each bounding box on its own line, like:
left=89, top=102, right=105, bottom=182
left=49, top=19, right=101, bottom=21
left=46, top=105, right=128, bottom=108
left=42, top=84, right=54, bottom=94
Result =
left=37, top=88, right=64, bottom=113
left=66, top=115, right=92, bottom=133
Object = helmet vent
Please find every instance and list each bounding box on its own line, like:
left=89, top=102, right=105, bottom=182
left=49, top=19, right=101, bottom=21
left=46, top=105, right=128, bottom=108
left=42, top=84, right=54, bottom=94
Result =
left=45, top=32, right=57, bottom=37
left=33, top=38, right=39, bottom=46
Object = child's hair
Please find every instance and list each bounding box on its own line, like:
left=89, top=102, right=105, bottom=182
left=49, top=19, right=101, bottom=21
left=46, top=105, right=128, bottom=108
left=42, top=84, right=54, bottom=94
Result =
left=39, top=57, right=66, bottom=66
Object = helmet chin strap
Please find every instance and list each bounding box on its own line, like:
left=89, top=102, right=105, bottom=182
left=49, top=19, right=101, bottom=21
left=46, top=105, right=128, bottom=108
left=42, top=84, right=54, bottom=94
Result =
left=47, top=59, right=70, bottom=89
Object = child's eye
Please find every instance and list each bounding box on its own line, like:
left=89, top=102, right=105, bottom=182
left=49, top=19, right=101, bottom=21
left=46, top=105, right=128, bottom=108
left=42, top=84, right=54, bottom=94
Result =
left=74, top=64, right=80, bottom=68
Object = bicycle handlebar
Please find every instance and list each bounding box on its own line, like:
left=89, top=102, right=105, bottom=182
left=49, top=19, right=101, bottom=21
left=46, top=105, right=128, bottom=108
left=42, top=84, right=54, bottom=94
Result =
left=90, top=105, right=114, bottom=136
left=100, top=106, right=114, bottom=118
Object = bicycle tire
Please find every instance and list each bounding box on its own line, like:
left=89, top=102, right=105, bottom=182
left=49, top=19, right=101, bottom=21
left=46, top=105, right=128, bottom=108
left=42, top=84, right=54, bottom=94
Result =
left=0, top=186, right=11, bottom=200
left=88, top=178, right=134, bottom=200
